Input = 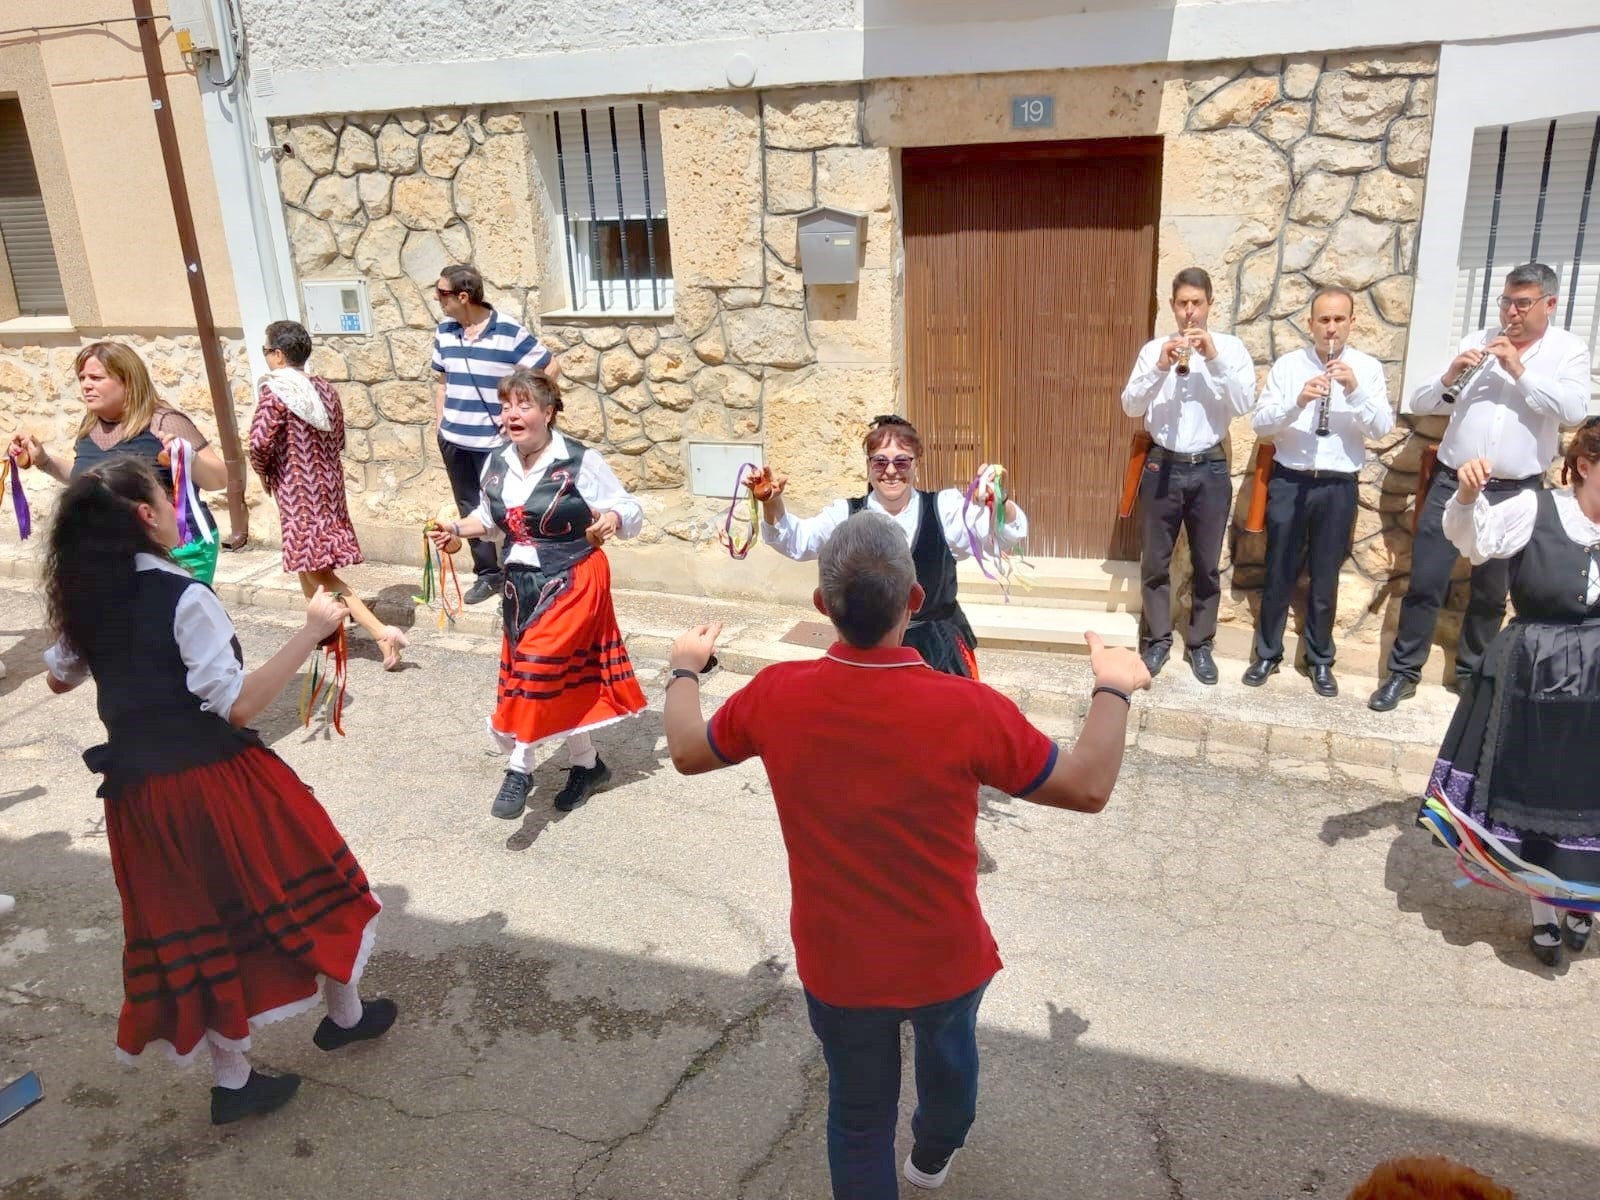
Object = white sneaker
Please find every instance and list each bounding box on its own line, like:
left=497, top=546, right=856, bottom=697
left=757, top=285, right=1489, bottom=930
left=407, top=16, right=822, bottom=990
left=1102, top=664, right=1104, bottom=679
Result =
left=904, top=1149, right=955, bottom=1190
left=0, top=894, right=14, bottom=918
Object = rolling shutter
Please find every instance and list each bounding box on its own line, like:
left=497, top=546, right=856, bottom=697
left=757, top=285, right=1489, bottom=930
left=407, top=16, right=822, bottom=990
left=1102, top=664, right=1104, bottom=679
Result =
left=0, top=99, right=67, bottom=316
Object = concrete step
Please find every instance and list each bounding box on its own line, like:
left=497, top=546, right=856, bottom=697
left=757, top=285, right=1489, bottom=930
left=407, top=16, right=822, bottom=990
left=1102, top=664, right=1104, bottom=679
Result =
left=958, top=557, right=1142, bottom=613
left=962, top=601, right=1139, bottom=655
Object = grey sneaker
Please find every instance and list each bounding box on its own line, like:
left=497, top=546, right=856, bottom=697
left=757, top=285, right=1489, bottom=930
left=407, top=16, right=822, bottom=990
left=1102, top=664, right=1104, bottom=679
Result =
left=492, top=770, right=531, bottom=820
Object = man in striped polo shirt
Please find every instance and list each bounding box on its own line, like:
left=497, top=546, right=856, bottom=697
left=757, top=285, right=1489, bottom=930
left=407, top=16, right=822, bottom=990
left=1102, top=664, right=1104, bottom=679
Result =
left=432, top=263, right=554, bottom=604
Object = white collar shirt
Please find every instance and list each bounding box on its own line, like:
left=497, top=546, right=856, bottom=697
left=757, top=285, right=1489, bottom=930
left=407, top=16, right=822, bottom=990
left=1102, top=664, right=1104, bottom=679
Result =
left=1120, top=331, right=1257, bottom=454
left=1410, top=325, right=1592, bottom=477
left=1251, top=345, right=1394, bottom=472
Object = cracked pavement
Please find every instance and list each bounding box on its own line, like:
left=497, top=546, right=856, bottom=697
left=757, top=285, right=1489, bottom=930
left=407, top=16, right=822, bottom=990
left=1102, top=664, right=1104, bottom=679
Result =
left=3, top=582, right=1600, bottom=1199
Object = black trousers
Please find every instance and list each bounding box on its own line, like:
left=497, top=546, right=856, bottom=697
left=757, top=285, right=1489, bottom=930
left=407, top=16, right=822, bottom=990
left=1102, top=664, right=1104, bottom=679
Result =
left=1138, top=455, right=1231, bottom=653
left=1253, top=466, right=1359, bottom=667
left=1386, top=467, right=1542, bottom=684
left=437, top=436, right=501, bottom=579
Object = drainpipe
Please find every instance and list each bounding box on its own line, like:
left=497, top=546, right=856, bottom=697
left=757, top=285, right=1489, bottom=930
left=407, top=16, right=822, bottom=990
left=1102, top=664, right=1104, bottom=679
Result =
left=132, top=0, right=249, bottom=547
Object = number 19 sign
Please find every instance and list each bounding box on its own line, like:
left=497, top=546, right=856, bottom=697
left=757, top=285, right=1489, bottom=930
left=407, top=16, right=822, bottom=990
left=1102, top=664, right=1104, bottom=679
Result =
left=1011, top=95, right=1054, bottom=130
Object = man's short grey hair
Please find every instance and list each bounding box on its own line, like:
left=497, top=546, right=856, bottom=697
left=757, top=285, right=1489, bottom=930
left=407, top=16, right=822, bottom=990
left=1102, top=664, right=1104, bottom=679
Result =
left=1505, top=262, right=1558, bottom=296
left=818, top=512, right=917, bottom=649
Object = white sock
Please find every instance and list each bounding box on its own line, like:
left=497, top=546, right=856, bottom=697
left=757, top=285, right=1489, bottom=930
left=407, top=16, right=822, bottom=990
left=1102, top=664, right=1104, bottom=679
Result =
left=566, top=732, right=597, bottom=770
left=1564, top=910, right=1593, bottom=930
left=324, top=976, right=363, bottom=1029
left=1531, top=899, right=1562, bottom=942
left=508, top=741, right=536, bottom=774
left=209, top=1042, right=252, bottom=1090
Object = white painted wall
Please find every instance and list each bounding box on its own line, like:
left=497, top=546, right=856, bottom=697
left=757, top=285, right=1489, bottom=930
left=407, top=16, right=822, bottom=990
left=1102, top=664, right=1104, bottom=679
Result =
left=1403, top=27, right=1600, bottom=409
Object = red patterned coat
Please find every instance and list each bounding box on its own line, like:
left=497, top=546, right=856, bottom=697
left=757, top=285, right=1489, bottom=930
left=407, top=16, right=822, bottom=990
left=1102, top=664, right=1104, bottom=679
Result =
left=248, top=375, right=364, bottom=573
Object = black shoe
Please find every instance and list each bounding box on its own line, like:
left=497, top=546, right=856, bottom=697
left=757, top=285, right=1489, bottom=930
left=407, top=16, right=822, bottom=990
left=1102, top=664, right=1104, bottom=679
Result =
left=464, top=576, right=502, bottom=606
left=1185, top=644, right=1218, bottom=685
left=492, top=770, right=531, bottom=820
left=1367, top=672, right=1417, bottom=712
left=314, top=997, right=399, bottom=1051
left=553, top=758, right=612, bottom=812
left=210, top=1070, right=301, bottom=1126
left=1564, top=912, right=1594, bottom=953
left=1241, top=658, right=1279, bottom=687
left=904, top=1145, right=956, bottom=1190
left=1140, top=644, right=1170, bottom=678
left=1531, top=924, right=1565, bottom=968
left=1308, top=664, right=1338, bottom=698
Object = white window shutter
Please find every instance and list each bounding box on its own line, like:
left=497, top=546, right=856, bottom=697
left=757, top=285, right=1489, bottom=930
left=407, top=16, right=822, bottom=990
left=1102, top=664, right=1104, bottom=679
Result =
left=0, top=100, right=67, bottom=316
left=552, top=105, right=668, bottom=223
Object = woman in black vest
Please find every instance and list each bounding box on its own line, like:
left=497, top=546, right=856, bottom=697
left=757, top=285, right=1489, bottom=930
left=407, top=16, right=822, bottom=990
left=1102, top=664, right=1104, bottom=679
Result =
left=1423, top=421, right=1600, bottom=967
left=41, top=457, right=395, bottom=1125
left=429, top=370, right=647, bottom=821
left=10, top=341, right=229, bottom=583
left=759, top=416, right=1028, bottom=678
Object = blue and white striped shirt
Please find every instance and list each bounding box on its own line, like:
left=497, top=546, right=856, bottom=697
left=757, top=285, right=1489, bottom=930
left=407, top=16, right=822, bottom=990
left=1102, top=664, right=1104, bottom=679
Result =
left=431, top=310, right=551, bottom=450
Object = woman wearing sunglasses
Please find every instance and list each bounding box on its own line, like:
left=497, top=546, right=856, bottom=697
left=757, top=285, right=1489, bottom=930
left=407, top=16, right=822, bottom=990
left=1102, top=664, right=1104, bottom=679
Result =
left=1425, top=416, right=1600, bottom=967
left=759, top=415, right=1027, bottom=678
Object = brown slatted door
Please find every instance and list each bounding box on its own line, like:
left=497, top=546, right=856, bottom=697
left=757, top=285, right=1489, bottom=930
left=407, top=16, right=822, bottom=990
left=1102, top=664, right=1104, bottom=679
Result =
left=904, top=140, right=1161, bottom=560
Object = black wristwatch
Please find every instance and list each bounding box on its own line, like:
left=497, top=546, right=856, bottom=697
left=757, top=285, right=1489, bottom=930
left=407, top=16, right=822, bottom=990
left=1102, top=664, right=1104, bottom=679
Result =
left=667, top=668, right=700, bottom=688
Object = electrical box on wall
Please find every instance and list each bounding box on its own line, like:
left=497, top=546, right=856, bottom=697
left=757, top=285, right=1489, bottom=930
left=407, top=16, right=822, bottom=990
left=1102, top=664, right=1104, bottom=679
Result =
left=689, top=443, right=764, bottom=498
left=302, top=280, right=371, bottom=336
left=167, top=0, right=222, bottom=52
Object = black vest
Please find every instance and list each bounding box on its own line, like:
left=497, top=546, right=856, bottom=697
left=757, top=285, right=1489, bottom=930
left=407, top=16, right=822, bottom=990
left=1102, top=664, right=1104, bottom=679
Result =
left=483, top=441, right=598, bottom=640
left=81, top=567, right=260, bottom=795
left=1510, top=488, right=1600, bottom=622
left=72, top=429, right=213, bottom=543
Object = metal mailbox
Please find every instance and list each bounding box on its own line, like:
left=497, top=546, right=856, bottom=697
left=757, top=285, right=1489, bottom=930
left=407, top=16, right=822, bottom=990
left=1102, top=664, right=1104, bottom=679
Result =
left=796, top=207, right=865, bottom=287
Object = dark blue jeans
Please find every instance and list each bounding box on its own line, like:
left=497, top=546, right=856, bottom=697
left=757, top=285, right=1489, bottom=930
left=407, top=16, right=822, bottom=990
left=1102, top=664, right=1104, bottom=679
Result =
left=804, top=981, right=989, bottom=1200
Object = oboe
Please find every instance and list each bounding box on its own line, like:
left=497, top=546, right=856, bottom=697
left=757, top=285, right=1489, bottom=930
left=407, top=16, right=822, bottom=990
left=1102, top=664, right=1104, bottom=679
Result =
left=1441, top=330, right=1502, bottom=404
left=1314, top=334, right=1346, bottom=438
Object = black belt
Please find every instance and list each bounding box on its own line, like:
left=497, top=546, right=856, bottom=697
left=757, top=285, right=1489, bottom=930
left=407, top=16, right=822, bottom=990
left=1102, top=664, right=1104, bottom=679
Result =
left=1149, top=443, right=1225, bottom=465
left=1273, top=463, right=1357, bottom=482
left=1435, top=464, right=1541, bottom=491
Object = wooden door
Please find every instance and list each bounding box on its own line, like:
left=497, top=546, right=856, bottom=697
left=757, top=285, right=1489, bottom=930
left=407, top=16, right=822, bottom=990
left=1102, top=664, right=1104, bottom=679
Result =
left=903, top=139, right=1162, bottom=561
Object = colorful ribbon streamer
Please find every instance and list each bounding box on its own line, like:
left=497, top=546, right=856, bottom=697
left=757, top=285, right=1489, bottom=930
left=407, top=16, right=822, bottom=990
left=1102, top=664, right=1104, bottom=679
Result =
left=413, top=521, right=464, bottom=630
left=1419, top=789, right=1600, bottom=912
left=298, top=622, right=349, bottom=737
left=717, top=462, right=762, bottom=560
left=166, top=439, right=215, bottom=546
left=0, top=455, right=31, bottom=540
left=960, top=463, right=1031, bottom=602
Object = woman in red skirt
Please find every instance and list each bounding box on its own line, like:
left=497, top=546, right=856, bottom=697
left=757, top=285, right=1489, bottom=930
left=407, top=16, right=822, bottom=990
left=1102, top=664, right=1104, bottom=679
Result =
left=428, top=369, right=646, bottom=820
left=42, top=456, right=396, bottom=1125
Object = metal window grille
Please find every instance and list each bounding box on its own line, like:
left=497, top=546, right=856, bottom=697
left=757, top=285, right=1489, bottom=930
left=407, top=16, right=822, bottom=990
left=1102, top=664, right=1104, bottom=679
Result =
left=1453, top=113, right=1600, bottom=384
left=550, top=104, right=671, bottom=315
left=0, top=99, right=67, bottom=316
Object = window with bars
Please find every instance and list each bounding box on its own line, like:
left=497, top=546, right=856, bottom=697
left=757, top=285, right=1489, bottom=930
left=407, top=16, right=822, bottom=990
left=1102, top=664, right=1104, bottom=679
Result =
left=548, top=104, right=672, bottom=315
left=1452, top=113, right=1600, bottom=391
left=0, top=98, right=67, bottom=317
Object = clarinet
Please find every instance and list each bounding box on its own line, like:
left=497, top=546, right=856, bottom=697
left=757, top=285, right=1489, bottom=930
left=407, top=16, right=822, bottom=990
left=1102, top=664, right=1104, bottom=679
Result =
left=1314, top=337, right=1345, bottom=438
left=1441, top=329, right=1502, bottom=404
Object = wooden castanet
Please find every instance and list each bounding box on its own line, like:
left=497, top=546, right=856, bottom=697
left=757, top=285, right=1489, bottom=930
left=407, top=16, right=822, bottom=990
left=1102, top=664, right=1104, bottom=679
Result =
left=1117, top=431, right=1154, bottom=519
left=1413, top=443, right=1438, bottom=537
left=1243, top=443, right=1275, bottom=534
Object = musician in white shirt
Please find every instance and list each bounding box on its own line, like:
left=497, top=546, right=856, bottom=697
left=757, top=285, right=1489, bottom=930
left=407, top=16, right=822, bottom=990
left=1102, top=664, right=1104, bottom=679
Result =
left=1244, top=288, right=1394, bottom=696
left=1370, top=262, right=1593, bottom=712
left=1119, top=267, right=1257, bottom=684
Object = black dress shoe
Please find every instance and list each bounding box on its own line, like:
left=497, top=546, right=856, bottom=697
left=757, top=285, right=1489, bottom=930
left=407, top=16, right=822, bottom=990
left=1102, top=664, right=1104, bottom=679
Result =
left=1241, top=658, right=1279, bottom=687
left=492, top=770, right=531, bottom=820
left=464, top=576, right=502, bottom=606
left=1140, top=644, right=1170, bottom=678
left=1185, top=644, right=1219, bottom=685
left=210, top=1070, right=301, bottom=1125
left=1367, top=672, right=1417, bottom=712
left=1531, top=924, right=1565, bottom=968
left=1564, top=912, right=1593, bottom=953
left=1308, top=664, right=1338, bottom=697
left=314, top=997, right=399, bottom=1051
left=554, top=758, right=613, bottom=812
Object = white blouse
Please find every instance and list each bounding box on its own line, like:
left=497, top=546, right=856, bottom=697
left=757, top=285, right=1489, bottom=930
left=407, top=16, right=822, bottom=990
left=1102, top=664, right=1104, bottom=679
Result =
left=762, top=488, right=1028, bottom=563
left=467, top=433, right=644, bottom=568
left=1443, top=489, right=1600, bottom=605
left=44, top=554, right=246, bottom=719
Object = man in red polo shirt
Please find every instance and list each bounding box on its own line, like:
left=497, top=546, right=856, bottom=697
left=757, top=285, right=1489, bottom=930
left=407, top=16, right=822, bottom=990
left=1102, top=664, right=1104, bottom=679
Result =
left=664, top=511, right=1148, bottom=1199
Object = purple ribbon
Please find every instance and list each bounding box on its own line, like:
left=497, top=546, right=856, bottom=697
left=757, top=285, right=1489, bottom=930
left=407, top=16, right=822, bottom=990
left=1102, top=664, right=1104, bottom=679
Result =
left=7, top=460, right=29, bottom=540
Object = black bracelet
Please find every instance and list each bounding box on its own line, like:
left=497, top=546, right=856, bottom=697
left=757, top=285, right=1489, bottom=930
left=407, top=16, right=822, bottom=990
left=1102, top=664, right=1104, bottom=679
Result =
left=1092, top=685, right=1132, bottom=706
left=667, top=668, right=701, bottom=688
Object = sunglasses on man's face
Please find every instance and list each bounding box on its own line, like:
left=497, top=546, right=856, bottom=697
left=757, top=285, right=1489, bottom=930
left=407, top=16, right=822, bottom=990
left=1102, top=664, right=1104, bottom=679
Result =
left=435, top=288, right=462, bottom=300
left=868, top=455, right=915, bottom=475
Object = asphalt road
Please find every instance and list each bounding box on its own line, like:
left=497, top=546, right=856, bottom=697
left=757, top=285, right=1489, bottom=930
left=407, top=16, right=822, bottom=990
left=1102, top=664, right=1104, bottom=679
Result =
left=2, top=582, right=1596, bottom=1200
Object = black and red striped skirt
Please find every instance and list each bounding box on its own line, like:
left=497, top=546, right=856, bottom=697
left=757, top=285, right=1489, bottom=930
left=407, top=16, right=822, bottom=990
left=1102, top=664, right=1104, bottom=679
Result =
left=105, top=746, right=380, bottom=1064
left=490, top=551, right=646, bottom=749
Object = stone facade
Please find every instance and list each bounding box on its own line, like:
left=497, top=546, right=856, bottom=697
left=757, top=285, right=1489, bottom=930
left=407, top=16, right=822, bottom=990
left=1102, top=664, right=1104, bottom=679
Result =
left=267, top=52, right=1446, bottom=629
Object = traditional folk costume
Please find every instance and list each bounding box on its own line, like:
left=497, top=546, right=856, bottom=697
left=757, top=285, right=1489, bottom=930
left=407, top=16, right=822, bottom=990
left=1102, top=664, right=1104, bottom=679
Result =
left=466, top=433, right=647, bottom=810
left=71, top=410, right=220, bottom=584
left=247, top=369, right=364, bottom=573
left=1424, top=486, right=1600, bottom=960
left=762, top=490, right=1028, bottom=678
left=44, top=556, right=381, bottom=1070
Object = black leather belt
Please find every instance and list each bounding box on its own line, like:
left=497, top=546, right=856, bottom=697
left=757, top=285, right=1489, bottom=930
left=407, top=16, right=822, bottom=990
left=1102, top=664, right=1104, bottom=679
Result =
left=1435, top=463, right=1541, bottom=491
left=1149, top=443, right=1225, bottom=465
left=1273, top=463, right=1357, bottom=482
